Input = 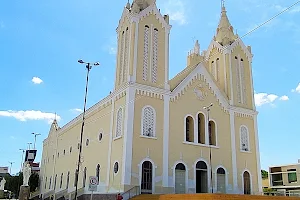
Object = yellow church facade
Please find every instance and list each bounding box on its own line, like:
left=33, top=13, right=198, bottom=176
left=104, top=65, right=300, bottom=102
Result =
left=40, top=0, right=262, bottom=199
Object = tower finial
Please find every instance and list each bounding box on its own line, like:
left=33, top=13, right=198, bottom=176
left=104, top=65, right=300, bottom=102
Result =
left=221, top=0, right=225, bottom=8
left=54, top=112, right=57, bottom=121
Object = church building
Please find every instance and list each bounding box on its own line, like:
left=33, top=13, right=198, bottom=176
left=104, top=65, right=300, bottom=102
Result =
left=40, top=0, right=262, bottom=199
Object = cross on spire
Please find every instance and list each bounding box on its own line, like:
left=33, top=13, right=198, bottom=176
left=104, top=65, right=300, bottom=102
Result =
left=221, top=0, right=225, bottom=8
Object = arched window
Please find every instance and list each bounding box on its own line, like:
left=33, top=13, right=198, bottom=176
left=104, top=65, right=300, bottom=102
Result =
left=119, top=31, right=125, bottom=85
left=45, top=177, right=47, bottom=189
left=240, top=58, right=246, bottom=104
left=54, top=174, right=57, bottom=190
left=240, top=126, right=249, bottom=151
left=216, top=168, right=226, bottom=193
left=235, top=56, right=242, bottom=103
left=142, top=106, right=156, bottom=137
left=143, top=25, right=150, bottom=81
left=49, top=176, right=52, bottom=190
left=83, top=167, right=87, bottom=188
left=195, top=161, right=208, bottom=193
left=185, top=116, right=194, bottom=142
left=209, top=121, right=216, bottom=146
left=211, top=61, right=215, bottom=78
left=66, top=171, right=70, bottom=189
left=216, top=58, right=220, bottom=82
left=60, top=173, right=63, bottom=189
left=123, top=27, right=129, bottom=83
left=197, top=113, right=205, bottom=144
left=152, top=28, right=158, bottom=83
left=96, top=164, right=100, bottom=184
left=116, top=108, right=123, bottom=137
left=175, top=163, right=186, bottom=194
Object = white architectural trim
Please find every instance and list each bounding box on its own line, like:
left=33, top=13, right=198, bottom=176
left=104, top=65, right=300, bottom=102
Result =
left=122, top=87, right=136, bottom=185
left=162, top=95, right=170, bottom=187
left=214, top=165, right=229, bottom=194
left=106, top=99, right=115, bottom=186
left=165, top=27, right=170, bottom=89
left=149, top=24, right=153, bottom=82
left=239, top=125, right=250, bottom=152
left=194, top=158, right=210, bottom=193
left=172, top=161, right=188, bottom=193
left=229, top=110, right=238, bottom=193
left=241, top=169, right=253, bottom=195
left=223, top=53, right=228, bottom=94
left=127, top=22, right=133, bottom=82
left=132, top=20, right=139, bottom=82
left=140, top=105, right=157, bottom=137
left=183, top=114, right=196, bottom=142
left=228, top=51, right=234, bottom=105
left=254, top=115, right=263, bottom=194
left=113, top=160, right=120, bottom=176
left=138, top=158, right=157, bottom=194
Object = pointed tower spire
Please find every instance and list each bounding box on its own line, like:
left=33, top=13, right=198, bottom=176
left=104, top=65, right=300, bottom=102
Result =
left=214, top=1, right=236, bottom=46
left=194, top=40, right=200, bottom=55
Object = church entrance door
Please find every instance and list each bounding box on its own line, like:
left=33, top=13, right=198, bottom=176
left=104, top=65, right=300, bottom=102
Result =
left=141, top=161, right=153, bottom=194
left=175, top=163, right=186, bottom=194
left=195, top=161, right=208, bottom=193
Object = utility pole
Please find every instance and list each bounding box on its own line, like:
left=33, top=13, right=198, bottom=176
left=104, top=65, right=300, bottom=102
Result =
left=19, top=149, right=26, bottom=170
left=27, top=142, right=32, bottom=150
left=74, top=59, right=99, bottom=200
left=204, top=103, right=214, bottom=193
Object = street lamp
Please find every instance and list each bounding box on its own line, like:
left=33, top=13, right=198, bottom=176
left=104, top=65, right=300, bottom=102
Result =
left=27, top=142, right=32, bottom=150
left=8, top=161, right=14, bottom=174
left=203, top=103, right=213, bottom=193
left=74, top=59, right=99, bottom=200
left=19, top=149, right=26, bottom=170
left=31, top=133, right=41, bottom=150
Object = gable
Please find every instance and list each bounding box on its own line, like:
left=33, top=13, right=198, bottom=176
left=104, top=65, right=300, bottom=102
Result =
left=170, top=63, right=257, bottom=116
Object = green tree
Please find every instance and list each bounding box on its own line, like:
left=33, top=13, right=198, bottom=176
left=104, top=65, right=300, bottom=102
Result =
left=261, top=169, right=268, bottom=179
left=29, top=173, right=39, bottom=192
left=4, top=173, right=23, bottom=196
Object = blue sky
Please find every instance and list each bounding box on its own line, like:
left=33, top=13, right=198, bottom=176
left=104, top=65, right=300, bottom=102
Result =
left=0, top=0, right=300, bottom=175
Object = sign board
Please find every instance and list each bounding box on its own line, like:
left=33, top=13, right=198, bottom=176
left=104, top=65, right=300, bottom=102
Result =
left=25, top=150, right=37, bottom=162
left=88, top=176, right=98, bottom=191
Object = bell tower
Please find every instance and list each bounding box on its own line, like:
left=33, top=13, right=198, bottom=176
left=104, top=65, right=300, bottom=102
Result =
left=205, top=3, right=255, bottom=110
left=114, top=0, right=171, bottom=90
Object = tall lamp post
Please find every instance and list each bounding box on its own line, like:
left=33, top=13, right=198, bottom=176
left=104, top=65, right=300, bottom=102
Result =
left=31, top=133, right=41, bottom=150
left=74, top=59, right=99, bottom=200
left=203, top=103, right=213, bottom=193
left=19, top=149, right=26, bottom=170
left=8, top=161, right=14, bottom=174
left=27, top=142, right=32, bottom=150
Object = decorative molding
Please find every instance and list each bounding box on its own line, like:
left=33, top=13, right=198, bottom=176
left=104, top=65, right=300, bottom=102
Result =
left=152, top=28, right=158, bottom=83
left=240, top=125, right=250, bottom=152
left=141, top=105, right=156, bottom=137
left=229, top=110, right=238, bottom=193
left=122, top=87, right=136, bottom=185
left=163, top=94, right=170, bottom=187
left=193, top=83, right=208, bottom=101
left=138, top=158, right=157, bottom=194
left=143, top=25, right=150, bottom=81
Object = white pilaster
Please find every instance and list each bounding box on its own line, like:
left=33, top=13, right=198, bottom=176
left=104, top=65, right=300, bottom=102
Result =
left=249, top=61, right=256, bottom=110
left=106, top=99, right=115, bottom=187
left=122, top=87, right=136, bottom=185
left=164, top=29, right=170, bottom=89
left=205, top=117, right=209, bottom=145
left=149, top=24, right=154, bottom=82
left=229, top=110, right=238, bottom=193
left=254, top=114, right=263, bottom=194
left=132, top=20, right=139, bottom=82
left=228, top=51, right=234, bottom=105
left=163, top=94, right=170, bottom=187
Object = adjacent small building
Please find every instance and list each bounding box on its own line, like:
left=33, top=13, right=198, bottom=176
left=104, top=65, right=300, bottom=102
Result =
left=0, top=167, right=9, bottom=180
left=269, top=160, right=300, bottom=195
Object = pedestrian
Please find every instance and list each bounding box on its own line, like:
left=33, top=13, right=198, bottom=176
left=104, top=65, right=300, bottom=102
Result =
left=116, top=193, right=123, bottom=200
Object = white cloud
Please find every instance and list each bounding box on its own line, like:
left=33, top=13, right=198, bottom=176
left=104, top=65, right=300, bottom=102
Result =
left=70, top=108, right=83, bottom=113
left=289, top=6, right=300, bottom=14
left=161, top=0, right=187, bottom=25
left=279, top=95, right=289, bottom=101
left=254, top=93, right=278, bottom=107
left=0, top=110, right=61, bottom=123
left=32, top=77, right=43, bottom=84
left=292, top=83, right=300, bottom=93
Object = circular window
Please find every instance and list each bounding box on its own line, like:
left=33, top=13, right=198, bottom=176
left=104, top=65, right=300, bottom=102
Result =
left=114, top=162, right=119, bottom=174
left=86, top=139, right=89, bottom=146
left=99, top=133, right=103, bottom=141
